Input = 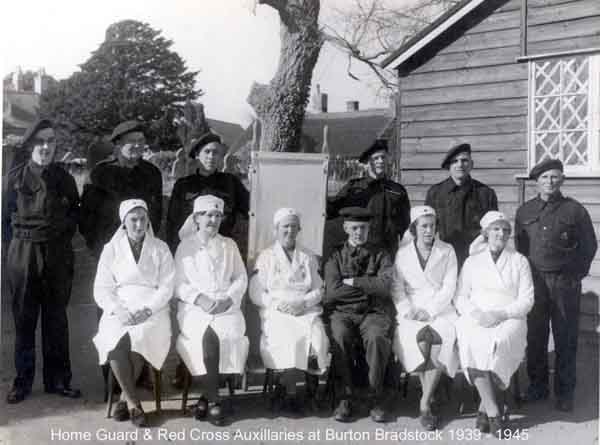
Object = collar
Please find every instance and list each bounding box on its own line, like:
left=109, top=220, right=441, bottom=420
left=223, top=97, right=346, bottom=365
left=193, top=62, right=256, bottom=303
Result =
left=440, top=175, right=473, bottom=193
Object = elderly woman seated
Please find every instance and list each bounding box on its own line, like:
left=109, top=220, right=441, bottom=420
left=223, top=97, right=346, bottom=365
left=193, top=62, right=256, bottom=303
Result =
left=392, top=206, right=459, bottom=431
left=174, top=195, right=248, bottom=426
left=455, top=211, right=534, bottom=437
left=249, top=208, right=330, bottom=412
left=93, top=199, right=175, bottom=427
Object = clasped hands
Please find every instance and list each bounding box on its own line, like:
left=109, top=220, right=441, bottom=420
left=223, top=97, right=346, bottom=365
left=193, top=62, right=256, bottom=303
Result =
left=403, top=307, right=431, bottom=322
left=471, top=308, right=507, bottom=328
left=194, top=293, right=233, bottom=314
left=115, top=306, right=152, bottom=326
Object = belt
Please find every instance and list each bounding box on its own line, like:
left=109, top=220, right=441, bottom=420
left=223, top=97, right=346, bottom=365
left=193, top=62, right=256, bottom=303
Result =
left=12, top=226, right=55, bottom=242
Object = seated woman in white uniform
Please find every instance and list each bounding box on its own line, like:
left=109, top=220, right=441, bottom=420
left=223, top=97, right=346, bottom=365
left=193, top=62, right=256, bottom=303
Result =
left=392, top=205, right=459, bottom=431
left=454, top=211, right=534, bottom=437
left=249, top=208, right=330, bottom=412
left=174, top=194, right=248, bottom=426
left=93, top=199, right=175, bottom=427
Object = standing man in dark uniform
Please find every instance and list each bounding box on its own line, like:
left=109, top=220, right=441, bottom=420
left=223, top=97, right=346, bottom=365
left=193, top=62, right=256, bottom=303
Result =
left=324, top=207, right=395, bottom=423
left=80, top=120, right=162, bottom=257
left=4, top=119, right=81, bottom=403
left=515, top=159, right=597, bottom=412
left=425, top=143, right=498, bottom=267
left=166, top=132, right=249, bottom=390
left=327, top=139, right=410, bottom=256
left=166, top=132, right=249, bottom=254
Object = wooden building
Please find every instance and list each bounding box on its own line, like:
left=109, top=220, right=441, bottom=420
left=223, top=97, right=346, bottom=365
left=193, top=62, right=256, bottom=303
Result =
left=382, top=0, right=600, bottom=338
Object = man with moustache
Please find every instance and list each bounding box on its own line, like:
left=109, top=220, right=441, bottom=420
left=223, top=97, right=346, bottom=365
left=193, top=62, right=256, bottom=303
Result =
left=4, top=119, right=81, bottom=403
left=328, top=139, right=410, bottom=256
left=425, top=143, right=498, bottom=268
left=80, top=120, right=163, bottom=258
left=515, top=159, right=597, bottom=412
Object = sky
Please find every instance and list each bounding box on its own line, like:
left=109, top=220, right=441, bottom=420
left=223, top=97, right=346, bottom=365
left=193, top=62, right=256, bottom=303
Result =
left=1, top=0, right=395, bottom=128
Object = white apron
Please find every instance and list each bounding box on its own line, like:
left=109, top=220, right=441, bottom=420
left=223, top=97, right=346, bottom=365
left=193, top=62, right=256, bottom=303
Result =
left=249, top=243, right=330, bottom=372
left=392, top=238, right=459, bottom=376
left=174, top=233, right=248, bottom=376
left=93, top=234, right=175, bottom=370
left=454, top=247, right=534, bottom=388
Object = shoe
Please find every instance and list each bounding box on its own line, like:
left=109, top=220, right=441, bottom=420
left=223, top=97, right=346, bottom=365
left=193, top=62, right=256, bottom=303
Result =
left=523, top=386, right=549, bottom=403
left=208, top=402, right=225, bottom=426
left=475, top=411, right=490, bottom=433
left=555, top=398, right=574, bottom=412
left=192, top=396, right=209, bottom=420
left=488, top=415, right=504, bottom=439
left=370, top=404, right=387, bottom=423
left=130, top=404, right=148, bottom=427
left=44, top=384, right=82, bottom=399
left=6, top=386, right=30, bottom=404
left=334, top=399, right=352, bottom=422
left=419, top=410, right=439, bottom=430
left=113, top=401, right=130, bottom=421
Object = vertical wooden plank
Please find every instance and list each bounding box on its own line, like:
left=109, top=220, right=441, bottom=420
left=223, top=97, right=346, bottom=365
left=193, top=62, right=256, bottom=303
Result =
left=520, top=0, right=528, bottom=56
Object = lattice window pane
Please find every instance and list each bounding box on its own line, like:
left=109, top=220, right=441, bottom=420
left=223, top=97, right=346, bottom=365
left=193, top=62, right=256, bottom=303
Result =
left=531, top=56, right=592, bottom=169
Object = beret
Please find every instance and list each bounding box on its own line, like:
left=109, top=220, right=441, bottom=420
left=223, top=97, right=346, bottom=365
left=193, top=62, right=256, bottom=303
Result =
left=441, top=142, right=471, bottom=169
left=339, top=206, right=372, bottom=222
left=529, top=158, right=564, bottom=180
left=21, top=119, right=53, bottom=148
left=358, top=139, right=388, bottom=164
left=189, top=132, right=224, bottom=159
left=110, top=120, right=143, bottom=142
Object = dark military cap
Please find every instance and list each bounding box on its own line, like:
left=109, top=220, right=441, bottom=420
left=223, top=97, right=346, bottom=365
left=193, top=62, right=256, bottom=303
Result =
left=109, top=120, right=144, bottom=142
left=529, top=158, right=564, bottom=180
left=21, top=119, right=53, bottom=148
left=188, top=132, right=224, bottom=159
left=340, top=207, right=372, bottom=222
left=441, top=142, right=471, bottom=169
left=358, top=139, right=388, bottom=164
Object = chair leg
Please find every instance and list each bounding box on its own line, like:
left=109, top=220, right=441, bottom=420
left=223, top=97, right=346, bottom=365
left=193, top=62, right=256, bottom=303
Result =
left=227, top=377, right=235, bottom=397
left=181, top=368, right=191, bottom=414
left=152, top=368, right=162, bottom=414
left=106, top=366, right=114, bottom=418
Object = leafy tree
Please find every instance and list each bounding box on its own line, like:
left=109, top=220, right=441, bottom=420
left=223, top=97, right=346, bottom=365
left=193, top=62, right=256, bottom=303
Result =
left=40, top=20, right=201, bottom=156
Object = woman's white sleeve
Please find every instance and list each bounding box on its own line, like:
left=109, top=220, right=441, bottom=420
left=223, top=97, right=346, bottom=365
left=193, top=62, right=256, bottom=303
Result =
left=93, top=245, right=120, bottom=315
left=174, top=245, right=201, bottom=304
left=454, top=259, right=476, bottom=316
left=303, top=255, right=323, bottom=308
left=423, top=248, right=457, bottom=318
left=226, top=242, right=248, bottom=308
left=146, top=245, right=176, bottom=314
left=249, top=252, right=273, bottom=309
left=504, top=255, right=535, bottom=319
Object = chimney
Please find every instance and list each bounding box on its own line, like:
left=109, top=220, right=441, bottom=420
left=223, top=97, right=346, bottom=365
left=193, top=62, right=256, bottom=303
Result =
left=346, top=100, right=359, bottom=112
left=34, top=68, right=46, bottom=95
left=311, top=84, right=328, bottom=113
left=12, top=66, right=23, bottom=91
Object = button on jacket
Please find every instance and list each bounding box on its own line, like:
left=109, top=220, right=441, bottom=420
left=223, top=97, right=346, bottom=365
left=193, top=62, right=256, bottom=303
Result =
left=425, top=176, right=498, bottom=267
left=515, top=193, right=597, bottom=279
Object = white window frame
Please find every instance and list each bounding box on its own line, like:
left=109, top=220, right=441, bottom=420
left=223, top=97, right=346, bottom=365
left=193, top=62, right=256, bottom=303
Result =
left=528, top=54, right=600, bottom=176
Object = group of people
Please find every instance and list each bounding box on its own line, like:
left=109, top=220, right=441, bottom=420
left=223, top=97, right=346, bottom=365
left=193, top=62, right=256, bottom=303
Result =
left=3, top=118, right=597, bottom=436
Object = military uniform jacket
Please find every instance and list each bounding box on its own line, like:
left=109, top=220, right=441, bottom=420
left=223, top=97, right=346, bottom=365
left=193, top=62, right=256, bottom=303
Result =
left=79, top=158, right=162, bottom=256
left=327, top=176, right=410, bottom=253
left=515, top=193, right=597, bottom=279
left=166, top=171, right=250, bottom=253
left=3, top=161, right=79, bottom=244
left=323, top=242, right=394, bottom=314
left=425, top=176, right=498, bottom=266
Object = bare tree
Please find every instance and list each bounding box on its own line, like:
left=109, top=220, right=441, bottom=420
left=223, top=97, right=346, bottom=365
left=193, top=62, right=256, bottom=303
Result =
left=247, top=0, right=457, bottom=152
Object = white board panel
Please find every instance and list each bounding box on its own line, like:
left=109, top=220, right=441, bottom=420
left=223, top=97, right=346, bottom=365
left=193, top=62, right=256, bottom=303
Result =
left=247, top=152, right=329, bottom=266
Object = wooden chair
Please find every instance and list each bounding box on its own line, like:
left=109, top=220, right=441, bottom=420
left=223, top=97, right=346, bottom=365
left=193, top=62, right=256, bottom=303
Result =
left=105, top=365, right=162, bottom=418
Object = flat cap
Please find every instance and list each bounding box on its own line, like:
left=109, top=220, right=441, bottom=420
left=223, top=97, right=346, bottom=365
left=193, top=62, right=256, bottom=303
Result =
left=189, top=132, right=224, bottom=159
left=441, top=142, right=471, bottom=169
left=21, top=119, right=53, bottom=148
left=110, top=120, right=143, bottom=142
left=339, top=206, right=372, bottom=222
left=358, top=139, right=388, bottom=164
left=529, top=158, right=564, bottom=180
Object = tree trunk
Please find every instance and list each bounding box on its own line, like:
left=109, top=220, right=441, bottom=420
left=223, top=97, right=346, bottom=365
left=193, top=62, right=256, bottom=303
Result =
left=248, top=0, right=322, bottom=152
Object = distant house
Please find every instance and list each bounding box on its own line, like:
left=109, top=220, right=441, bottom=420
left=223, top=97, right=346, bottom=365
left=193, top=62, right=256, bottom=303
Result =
left=207, top=118, right=244, bottom=148
left=382, top=0, right=600, bottom=336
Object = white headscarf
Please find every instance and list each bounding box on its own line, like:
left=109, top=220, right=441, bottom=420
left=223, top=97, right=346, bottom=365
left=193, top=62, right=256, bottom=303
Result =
left=109, top=199, right=154, bottom=243
left=273, top=207, right=300, bottom=226
left=410, top=205, right=436, bottom=224
left=178, top=194, right=225, bottom=241
left=469, top=210, right=510, bottom=255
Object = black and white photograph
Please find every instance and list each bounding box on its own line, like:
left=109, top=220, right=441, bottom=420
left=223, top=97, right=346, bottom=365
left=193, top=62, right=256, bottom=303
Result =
left=1, top=0, right=599, bottom=443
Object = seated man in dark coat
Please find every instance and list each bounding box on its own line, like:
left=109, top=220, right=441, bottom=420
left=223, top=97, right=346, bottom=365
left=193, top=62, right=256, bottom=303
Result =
left=324, top=207, right=395, bottom=423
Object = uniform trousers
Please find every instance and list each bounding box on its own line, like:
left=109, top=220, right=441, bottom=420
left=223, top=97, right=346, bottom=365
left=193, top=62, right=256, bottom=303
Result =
left=7, top=238, right=74, bottom=390
left=527, top=269, right=581, bottom=400
left=328, top=308, right=394, bottom=397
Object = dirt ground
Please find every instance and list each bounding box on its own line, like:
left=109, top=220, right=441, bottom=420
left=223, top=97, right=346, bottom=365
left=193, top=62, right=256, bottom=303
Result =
left=1, top=234, right=598, bottom=445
